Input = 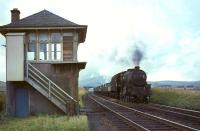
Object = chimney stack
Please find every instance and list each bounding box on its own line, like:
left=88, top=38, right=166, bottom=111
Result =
left=11, top=8, right=20, bottom=23
left=135, top=66, right=140, bottom=70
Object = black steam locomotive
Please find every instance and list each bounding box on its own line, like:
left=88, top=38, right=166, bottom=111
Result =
left=94, top=66, right=151, bottom=103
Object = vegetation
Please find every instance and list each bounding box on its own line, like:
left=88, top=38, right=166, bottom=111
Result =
left=0, top=115, right=89, bottom=131
left=151, top=88, right=200, bottom=110
left=79, top=87, right=87, bottom=108
left=0, top=92, right=5, bottom=112
left=0, top=88, right=89, bottom=131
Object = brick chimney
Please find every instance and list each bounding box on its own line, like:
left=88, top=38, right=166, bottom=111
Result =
left=11, top=8, right=20, bottom=23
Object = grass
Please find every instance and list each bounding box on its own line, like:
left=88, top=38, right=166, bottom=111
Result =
left=0, top=89, right=89, bottom=131
left=0, top=115, right=89, bottom=131
left=79, top=87, right=87, bottom=108
left=0, top=92, right=5, bottom=112
left=151, top=88, right=200, bottom=110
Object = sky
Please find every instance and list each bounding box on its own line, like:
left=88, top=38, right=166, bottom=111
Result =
left=0, top=0, right=200, bottom=85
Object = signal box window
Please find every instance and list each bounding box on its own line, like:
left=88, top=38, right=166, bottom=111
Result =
left=51, top=33, right=61, bottom=60
left=27, top=33, right=36, bottom=60
left=39, top=33, right=49, bottom=60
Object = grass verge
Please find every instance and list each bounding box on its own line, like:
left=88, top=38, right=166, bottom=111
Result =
left=0, top=115, right=89, bottom=131
left=0, top=92, right=5, bottom=112
left=79, top=87, right=87, bottom=108
left=151, top=88, right=200, bottom=110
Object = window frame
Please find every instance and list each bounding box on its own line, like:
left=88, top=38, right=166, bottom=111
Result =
left=38, top=32, right=49, bottom=61
left=27, top=32, right=37, bottom=61
left=50, top=32, right=63, bottom=61
left=27, top=31, right=69, bottom=62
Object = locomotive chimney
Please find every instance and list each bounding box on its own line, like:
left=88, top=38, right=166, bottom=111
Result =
left=11, top=8, right=20, bottom=23
left=135, top=66, right=140, bottom=70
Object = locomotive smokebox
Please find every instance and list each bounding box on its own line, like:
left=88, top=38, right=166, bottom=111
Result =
left=134, top=66, right=140, bottom=70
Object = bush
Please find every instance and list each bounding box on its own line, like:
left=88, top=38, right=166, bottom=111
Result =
left=151, top=88, right=200, bottom=110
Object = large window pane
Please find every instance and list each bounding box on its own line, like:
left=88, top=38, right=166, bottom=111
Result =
left=52, top=52, right=61, bottom=60
left=39, top=33, right=49, bottom=60
left=52, top=43, right=61, bottom=51
left=51, top=33, right=61, bottom=60
left=51, top=33, right=61, bottom=43
left=28, top=33, right=36, bottom=60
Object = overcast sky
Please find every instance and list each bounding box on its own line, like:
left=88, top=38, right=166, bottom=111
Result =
left=0, top=0, right=200, bottom=84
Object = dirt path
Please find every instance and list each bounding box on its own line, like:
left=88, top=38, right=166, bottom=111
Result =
left=83, top=94, right=118, bottom=131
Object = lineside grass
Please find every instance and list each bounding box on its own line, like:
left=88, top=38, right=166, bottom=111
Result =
left=0, top=92, right=5, bottom=112
left=151, top=88, right=200, bottom=110
left=79, top=87, right=87, bottom=108
left=0, top=115, right=89, bottom=131
left=0, top=89, right=89, bottom=131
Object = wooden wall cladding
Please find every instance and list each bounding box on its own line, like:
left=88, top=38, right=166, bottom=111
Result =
left=63, top=36, right=73, bottom=61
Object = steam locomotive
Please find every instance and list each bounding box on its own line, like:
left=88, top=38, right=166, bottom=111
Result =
left=94, top=66, right=151, bottom=103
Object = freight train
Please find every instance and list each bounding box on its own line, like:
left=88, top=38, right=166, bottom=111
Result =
left=94, top=66, right=151, bottom=103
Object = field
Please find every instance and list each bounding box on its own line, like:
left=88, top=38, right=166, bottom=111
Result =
left=0, top=88, right=89, bottom=131
left=151, top=88, right=200, bottom=110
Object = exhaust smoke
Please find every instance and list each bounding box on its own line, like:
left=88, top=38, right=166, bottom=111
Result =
left=132, top=47, right=144, bottom=66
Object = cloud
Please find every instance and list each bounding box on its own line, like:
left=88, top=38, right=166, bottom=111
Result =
left=0, top=0, right=200, bottom=85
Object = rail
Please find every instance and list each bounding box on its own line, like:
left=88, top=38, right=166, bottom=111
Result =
left=91, top=94, right=199, bottom=131
left=89, top=95, right=150, bottom=131
left=26, top=62, right=77, bottom=103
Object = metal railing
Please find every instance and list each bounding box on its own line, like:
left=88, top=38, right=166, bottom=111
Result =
left=26, top=62, right=77, bottom=104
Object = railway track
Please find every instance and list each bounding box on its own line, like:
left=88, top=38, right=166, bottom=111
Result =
left=149, top=103, right=200, bottom=118
left=101, top=95, right=200, bottom=130
left=84, top=94, right=138, bottom=131
left=126, top=103, right=200, bottom=130
left=97, top=94, right=200, bottom=129
left=89, top=94, right=200, bottom=131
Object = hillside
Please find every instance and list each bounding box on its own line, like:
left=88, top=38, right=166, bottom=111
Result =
left=79, top=75, right=110, bottom=87
left=80, top=76, right=200, bottom=89
left=149, top=81, right=200, bottom=88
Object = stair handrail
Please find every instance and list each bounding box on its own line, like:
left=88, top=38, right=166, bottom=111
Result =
left=26, top=62, right=77, bottom=103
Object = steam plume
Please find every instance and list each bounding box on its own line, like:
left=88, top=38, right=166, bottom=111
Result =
left=132, top=48, right=143, bottom=66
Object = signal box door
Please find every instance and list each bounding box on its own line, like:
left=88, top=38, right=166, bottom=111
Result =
left=15, top=88, right=29, bottom=117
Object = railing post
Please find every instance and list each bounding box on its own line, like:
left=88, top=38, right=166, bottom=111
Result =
left=26, top=62, right=29, bottom=79
left=49, top=81, right=51, bottom=97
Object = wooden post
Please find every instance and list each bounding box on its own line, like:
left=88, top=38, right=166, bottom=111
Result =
left=48, top=81, right=51, bottom=97
left=36, top=30, right=39, bottom=62
left=26, top=62, right=29, bottom=79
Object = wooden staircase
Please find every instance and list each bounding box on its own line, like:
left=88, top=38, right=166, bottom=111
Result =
left=25, top=62, right=77, bottom=114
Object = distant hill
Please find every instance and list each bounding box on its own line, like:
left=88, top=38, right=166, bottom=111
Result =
left=80, top=76, right=200, bottom=89
left=79, top=76, right=109, bottom=88
left=0, top=81, right=6, bottom=91
left=149, top=81, right=200, bottom=88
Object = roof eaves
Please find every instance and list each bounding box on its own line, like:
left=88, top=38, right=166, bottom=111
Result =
left=0, top=25, right=87, bottom=30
